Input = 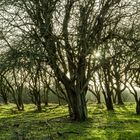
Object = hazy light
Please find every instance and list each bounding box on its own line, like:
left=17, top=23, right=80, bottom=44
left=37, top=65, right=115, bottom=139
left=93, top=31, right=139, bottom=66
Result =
left=95, top=52, right=101, bottom=58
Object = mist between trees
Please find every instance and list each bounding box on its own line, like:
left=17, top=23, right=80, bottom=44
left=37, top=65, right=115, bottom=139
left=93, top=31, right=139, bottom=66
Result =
left=0, top=0, right=139, bottom=121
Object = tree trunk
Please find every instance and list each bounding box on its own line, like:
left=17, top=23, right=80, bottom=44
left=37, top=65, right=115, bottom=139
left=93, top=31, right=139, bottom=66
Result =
left=97, top=94, right=101, bottom=104
left=36, top=100, right=42, bottom=112
left=2, top=94, right=8, bottom=104
left=16, top=102, right=24, bottom=111
left=37, top=104, right=42, bottom=112
left=68, top=104, right=73, bottom=118
left=115, top=80, right=124, bottom=105
left=103, top=91, right=114, bottom=111
left=44, top=92, right=49, bottom=106
left=67, top=88, right=87, bottom=121
left=117, top=92, right=124, bottom=105
left=12, top=93, right=24, bottom=111
left=34, top=90, right=42, bottom=112
left=17, top=93, right=24, bottom=111
left=105, top=96, right=114, bottom=111
left=102, top=66, right=114, bottom=111
left=112, top=92, right=116, bottom=104
left=136, top=98, right=140, bottom=115
left=72, top=94, right=87, bottom=121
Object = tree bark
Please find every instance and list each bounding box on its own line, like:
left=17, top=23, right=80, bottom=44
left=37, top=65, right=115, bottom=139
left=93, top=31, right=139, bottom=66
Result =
left=34, top=90, right=42, bottom=112
left=44, top=92, right=49, bottom=106
left=117, top=92, right=124, bottom=105
left=116, top=81, right=124, bottom=105
left=17, top=91, right=24, bottom=111
left=1, top=93, right=8, bottom=104
left=97, top=94, right=101, bottom=104
left=104, top=95, right=114, bottom=111
left=66, top=88, right=88, bottom=121
left=136, top=98, right=140, bottom=115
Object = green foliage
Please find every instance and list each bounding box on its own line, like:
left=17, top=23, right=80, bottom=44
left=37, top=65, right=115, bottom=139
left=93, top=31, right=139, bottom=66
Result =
left=0, top=103, right=140, bottom=140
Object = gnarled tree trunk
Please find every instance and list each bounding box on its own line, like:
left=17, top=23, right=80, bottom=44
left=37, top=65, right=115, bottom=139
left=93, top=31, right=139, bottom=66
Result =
left=66, top=88, right=88, bottom=121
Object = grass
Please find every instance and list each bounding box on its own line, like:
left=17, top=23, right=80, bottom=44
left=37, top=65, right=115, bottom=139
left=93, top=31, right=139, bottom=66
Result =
left=0, top=103, right=140, bottom=140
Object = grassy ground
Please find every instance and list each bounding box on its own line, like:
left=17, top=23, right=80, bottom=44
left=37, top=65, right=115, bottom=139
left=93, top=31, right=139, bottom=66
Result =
left=0, top=103, right=140, bottom=140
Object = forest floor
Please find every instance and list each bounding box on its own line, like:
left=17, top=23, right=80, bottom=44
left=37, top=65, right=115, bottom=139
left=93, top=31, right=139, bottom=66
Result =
left=0, top=103, right=140, bottom=140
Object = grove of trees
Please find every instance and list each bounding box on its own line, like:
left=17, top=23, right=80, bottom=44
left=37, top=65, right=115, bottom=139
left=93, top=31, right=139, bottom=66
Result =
left=0, top=0, right=139, bottom=121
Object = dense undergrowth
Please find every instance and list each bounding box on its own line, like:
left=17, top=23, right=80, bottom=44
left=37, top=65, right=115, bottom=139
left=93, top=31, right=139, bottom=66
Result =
left=0, top=103, right=140, bottom=140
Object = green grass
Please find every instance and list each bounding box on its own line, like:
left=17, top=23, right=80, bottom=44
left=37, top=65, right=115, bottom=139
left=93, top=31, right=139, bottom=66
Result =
left=0, top=103, right=140, bottom=140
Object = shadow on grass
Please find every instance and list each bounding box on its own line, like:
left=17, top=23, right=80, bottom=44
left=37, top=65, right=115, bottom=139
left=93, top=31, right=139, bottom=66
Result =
left=1, top=103, right=140, bottom=140
left=103, top=104, right=140, bottom=140
left=118, top=131, right=140, bottom=140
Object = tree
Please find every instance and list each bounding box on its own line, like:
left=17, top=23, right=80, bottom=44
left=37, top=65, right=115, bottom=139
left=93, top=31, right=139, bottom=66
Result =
left=0, top=49, right=28, bottom=111
left=100, top=56, right=114, bottom=110
left=27, top=60, right=42, bottom=112
left=127, top=68, right=140, bottom=115
left=89, top=73, right=101, bottom=104
left=1, top=69, right=26, bottom=111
